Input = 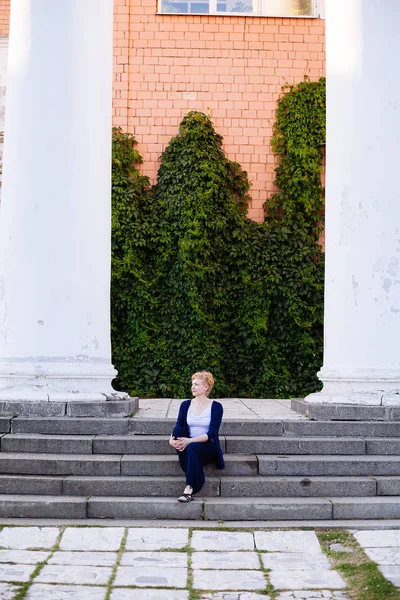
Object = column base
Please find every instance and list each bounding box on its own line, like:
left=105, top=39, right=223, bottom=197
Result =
left=0, top=359, right=126, bottom=402
left=305, top=367, right=400, bottom=406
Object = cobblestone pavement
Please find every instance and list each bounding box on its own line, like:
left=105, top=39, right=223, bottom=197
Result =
left=0, top=526, right=354, bottom=599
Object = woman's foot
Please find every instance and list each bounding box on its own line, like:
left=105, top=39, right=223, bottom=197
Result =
left=178, top=485, right=193, bottom=503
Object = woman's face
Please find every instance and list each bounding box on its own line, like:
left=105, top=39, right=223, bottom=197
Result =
left=191, top=378, right=209, bottom=397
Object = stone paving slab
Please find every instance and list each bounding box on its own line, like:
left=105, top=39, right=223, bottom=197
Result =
left=0, top=550, right=49, bottom=564
left=136, top=398, right=305, bottom=421
left=353, top=528, right=400, bottom=547
left=193, top=569, right=266, bottom=591
left=26, top=584, right=107, bottom=599
left=377, top=565, right=400, bottom=586
left=0, top=583, right=20, bottom=600
left=111, top=590, right=189, bottom=600
left=36, top=564, right=112, bottom=585
left=276, top=593, right=349, bottom=599
left=0, top=563, right=36, bottom=582
left=363, top=547, right=400, bottom=565
left=192, top=531, right=254, bottom=551
left=0, top=526, right=59, bottom=549
left=260, top=552, right=331, bottom=570
left=120, top=551, right=187, bottom=568
left=269, top=569, right=346, bottom=590
left=254, top=531, right=322, bottom=554
left=60, top=527, right=124, bottom=551
left=125, top=527, right=189, bottom=550
left=49, top=551, right=118, bottom=566
left=114, top=565, right=187, bottom=588
left=192, top=551, right=260, bottom=570
left=198, top=594, right=270, bottom=600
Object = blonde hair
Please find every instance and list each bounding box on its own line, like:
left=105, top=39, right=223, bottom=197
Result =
left=191, top=371, right=215, bottom=395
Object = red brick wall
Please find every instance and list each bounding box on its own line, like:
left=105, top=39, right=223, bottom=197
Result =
left=116, top=0, right=325, bottom=221
left=0, top=0, right=9, bottom=37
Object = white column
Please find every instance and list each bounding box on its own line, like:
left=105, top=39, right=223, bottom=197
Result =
left=0, top=0, right=124, bottom=401
left=307, top=0, right=400, bottom=406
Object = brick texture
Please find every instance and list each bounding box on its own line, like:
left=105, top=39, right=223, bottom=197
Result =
left=0, top=0, right=326, bottom=222
left=122, top=1, right=326, bottom=221
left=0, top=0, right=9, bottom=37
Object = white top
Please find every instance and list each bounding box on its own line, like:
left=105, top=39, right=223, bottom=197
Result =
left=187, top=403, right=212, bottom=438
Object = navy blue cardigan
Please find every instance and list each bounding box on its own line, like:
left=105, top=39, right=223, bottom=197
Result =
left=172, top=399, right=225, bottom=470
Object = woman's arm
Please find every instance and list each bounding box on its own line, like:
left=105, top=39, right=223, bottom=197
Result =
left=207, top=402, right=223, bottom=440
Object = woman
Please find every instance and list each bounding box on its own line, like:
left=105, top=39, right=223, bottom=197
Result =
left=169, top=371, right=224, bottom=502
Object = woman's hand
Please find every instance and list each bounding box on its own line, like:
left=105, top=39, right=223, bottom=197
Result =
left=169, top=435, right=181, bottom=449
left=176, top=437, right=190, bottom=451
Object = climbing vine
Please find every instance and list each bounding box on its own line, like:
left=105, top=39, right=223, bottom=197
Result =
left=111, top=77, right=326, bottom=398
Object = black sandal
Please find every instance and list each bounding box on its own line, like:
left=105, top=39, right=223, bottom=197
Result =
left=177, top=493, right=193, bottom=503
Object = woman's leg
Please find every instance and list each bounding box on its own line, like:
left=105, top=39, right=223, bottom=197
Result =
left=182, top=441, right=218, bottom=495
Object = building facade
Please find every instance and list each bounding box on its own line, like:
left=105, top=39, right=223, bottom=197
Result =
left=0, top=0, right=325, bottom=220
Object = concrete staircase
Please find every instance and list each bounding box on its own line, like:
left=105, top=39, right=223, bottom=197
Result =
left=0, top=415, right=399, bottom=520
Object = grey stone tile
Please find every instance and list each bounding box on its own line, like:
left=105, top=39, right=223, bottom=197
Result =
left=111, top=590, right=189, bottom=600
left=261, top=552, right=331, bottom=570
left=254, top=531, right=322, bottom=554
left=378, top=565, right=400, bottom=586
left=0, top=564, right=36, bottom=582
left=364, top=547, right=400, bottom=565
left=0, top=527, right=59, bottom=550
left=192, top=531, right=254, bottom=551
left=26, top=584, right=107, bottom=599
left=114, top=565, right=187, bottom=588
left=120, top=551, right=187, bottom=568
left=198, top=594, right=270, bottom=600
left=125, top=527, right=189, bottom=550
left=269, top=569, right=346, bottom=590
left=60, top=527, right=124, bottom=551
left=276, top=593, right=349, bottom=599
left=192, top=552, right=259, bottom=570
left=353, top=529, right=400, bottom=547
left=49, top=551, right=118, bottom=567
left=0, top=550, right=49, bottom=564
left=193, top=569, right=266, bottom=591
left=0, top=583, right=21, bottom=600
left=36, top=564, right=112, bottom=585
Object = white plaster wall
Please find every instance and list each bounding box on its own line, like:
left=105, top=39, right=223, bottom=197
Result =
left=0, top=38, right=8, bottom=200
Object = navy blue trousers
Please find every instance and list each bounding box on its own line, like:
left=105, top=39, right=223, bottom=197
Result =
left=177, top=441, right=218, bottom=494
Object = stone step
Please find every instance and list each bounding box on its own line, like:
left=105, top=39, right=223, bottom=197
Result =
left=0, top=453, right=256, bottom=477
left=258, top=455, right=400, bottom=476
left=3, top=433, right=400, bottom=456
left=0, top=474, right=384, bottom=498
left=0, top=453, right=122, bottom=476
left=11, top=417, right=400, bottom=437
left=11, top=417, right=130, bottom=435
left=86, top=496, right=400, bottom=520
left=0, top=495, right=87, bottom=518
left=120, top=455, right=257, bottom=477
left=0, top=493, right=399, bottom=520
left=1, top=434, right=95, bottom=454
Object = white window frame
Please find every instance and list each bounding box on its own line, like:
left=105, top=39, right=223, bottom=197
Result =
left=158, top=0, right=322, bottom=18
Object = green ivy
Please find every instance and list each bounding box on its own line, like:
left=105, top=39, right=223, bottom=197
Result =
left=111, top=78, right=326, bottom=398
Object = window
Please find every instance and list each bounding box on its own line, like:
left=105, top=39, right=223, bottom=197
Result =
left=159, top=0, right=318, bottom=17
